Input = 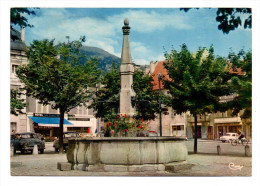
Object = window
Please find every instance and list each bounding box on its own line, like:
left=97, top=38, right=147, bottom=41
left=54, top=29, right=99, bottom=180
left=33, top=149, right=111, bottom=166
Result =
left=67, top=127, right=90, bottom=133
left=10, top=122, right=16, bottom=133
left=12, top=64, right=19, bottom=74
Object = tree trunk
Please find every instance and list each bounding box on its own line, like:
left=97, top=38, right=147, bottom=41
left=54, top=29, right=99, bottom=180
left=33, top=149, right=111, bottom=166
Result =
left=194, top=114, right=198, bottom=154
left=59, top=109, right=65, bottom=154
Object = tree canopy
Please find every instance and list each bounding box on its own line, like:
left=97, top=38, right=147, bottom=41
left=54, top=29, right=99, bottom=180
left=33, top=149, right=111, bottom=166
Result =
left=16, top=37, right=100, bottom=152
left=133, top=70, right=158, bottom=120
left=10, top=89, right=27, bottom=116
left=90, top=63, right=120, bottom=119
left=163, top=44, right=234, bottom=153
left=228, top=49, right=252, bottom=120
left=181, top=8, right=251, bottom=34
left=89, top=65, right=158, bottom=121
left=11, top=8, right=37, bottom=40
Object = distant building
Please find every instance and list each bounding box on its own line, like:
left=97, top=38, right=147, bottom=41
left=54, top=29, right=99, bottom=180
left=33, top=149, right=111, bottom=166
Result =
left=10, top=28, right=98, bottom=138
left=10, top=27, right=28, bottom=133
left=148, top=60, right=251, bottom=140
left=148, top=61, right=187, bottom=137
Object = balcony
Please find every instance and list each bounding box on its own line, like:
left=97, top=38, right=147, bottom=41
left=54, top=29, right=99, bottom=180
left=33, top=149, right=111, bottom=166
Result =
left=187, top=115, right=210, bottom=123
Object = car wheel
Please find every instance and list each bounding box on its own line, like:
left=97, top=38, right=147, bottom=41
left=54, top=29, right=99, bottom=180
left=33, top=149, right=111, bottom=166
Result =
left=40, top=149, right=44, bottom=154
left=21, top=150, right=25, bottom=154
left=13, top=149, right=16, bottom=154
left=221, top=140, right=226, bottom=143
left=55, top=148, right=59, bottom=152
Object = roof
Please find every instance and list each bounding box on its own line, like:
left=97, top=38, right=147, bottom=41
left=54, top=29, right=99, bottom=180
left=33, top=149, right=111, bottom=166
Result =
left=11, top=40, right=27, bottom=51
left=151, top=61, right=245, bottom=90
left=10, top=28, right=27, bottom=51
left=229, top=68, right=245, bottom=75
left=151, top=61, right=170, bottom=90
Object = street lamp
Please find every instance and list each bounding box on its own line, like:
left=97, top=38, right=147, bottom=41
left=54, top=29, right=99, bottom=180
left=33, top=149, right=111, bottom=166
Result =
left=157, top=73, right=162, bottom=137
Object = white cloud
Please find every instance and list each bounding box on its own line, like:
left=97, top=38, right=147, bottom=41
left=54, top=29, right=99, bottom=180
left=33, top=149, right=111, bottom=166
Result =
left=131, top=41, right=149, bottom=54
left=151, top=54, right=165, bottom=62
left=26, top=8, right=192, bottom=59
left=134, top=59, right=149, bottom=65
left=107, top=9, right=192, bottom=33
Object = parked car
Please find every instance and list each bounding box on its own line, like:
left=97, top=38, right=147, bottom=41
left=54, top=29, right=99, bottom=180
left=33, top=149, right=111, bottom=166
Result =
left=53, top=131, right=79, bottom=152
left=219, top=132, right=239, bottom=143
left=11, top=132, right=45, bottom=154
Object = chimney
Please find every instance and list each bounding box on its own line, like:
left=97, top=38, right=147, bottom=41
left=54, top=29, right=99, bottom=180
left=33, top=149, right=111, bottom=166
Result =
left=150, top=61, right=156, bottom=74
left=21, top=27, right=25, bottom=42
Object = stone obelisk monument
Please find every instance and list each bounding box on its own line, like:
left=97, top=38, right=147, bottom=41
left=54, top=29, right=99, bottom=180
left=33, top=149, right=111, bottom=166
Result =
left=120, top=18, right=135, bottom=117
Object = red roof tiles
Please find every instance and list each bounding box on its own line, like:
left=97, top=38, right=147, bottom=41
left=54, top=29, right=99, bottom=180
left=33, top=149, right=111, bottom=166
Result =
left=151, top=61, right=170, bottom=90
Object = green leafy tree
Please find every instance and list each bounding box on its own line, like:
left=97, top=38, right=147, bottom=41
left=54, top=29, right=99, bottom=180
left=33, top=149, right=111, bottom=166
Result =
left=11, top=8, right=37, bottom=40
left=90, top=63, right=120, bottom=120
left=89, top=66, right=158, bottom=121
left=16, top=37, right=100, bottom=153
left=181, top=8, right=251, bottom=34
left=10, top=89, right=27, bottom=115
left=228, top=50, right=252, bottom=120
left=163, top=44, right=233, bottom=153
left=133, top=70, right=158, bottom=120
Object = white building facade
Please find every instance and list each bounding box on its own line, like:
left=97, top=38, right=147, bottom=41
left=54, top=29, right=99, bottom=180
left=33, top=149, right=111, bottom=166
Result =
left=10, top=28, right=98, bottom=138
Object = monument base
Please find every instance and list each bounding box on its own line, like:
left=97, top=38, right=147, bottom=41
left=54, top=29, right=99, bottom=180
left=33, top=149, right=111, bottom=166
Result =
left=62, top=161, right=193, bottom=172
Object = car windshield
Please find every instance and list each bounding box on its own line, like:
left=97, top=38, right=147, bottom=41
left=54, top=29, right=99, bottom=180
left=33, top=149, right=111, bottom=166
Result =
left=225, top=134, right=231, bottom=136
left=20, top=134, right=36, bottom=139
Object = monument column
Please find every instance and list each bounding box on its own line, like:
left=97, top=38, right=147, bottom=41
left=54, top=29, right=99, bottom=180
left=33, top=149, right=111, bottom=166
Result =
left=120, top=18, right=136, bottom=117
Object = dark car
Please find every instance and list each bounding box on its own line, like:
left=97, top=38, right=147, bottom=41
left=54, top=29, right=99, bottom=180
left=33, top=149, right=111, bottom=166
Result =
left=11, top=132, right=45, bottom=154
left=53, top=131, right=79, bottom=152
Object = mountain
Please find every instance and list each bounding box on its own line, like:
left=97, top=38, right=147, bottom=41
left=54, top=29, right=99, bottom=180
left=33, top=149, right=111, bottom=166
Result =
left=79, top=46, right=120, bottom=71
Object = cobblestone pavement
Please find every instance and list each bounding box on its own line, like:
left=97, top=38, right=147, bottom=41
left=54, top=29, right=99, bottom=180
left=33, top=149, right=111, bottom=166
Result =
left=10, top=141, right=252, bottom=176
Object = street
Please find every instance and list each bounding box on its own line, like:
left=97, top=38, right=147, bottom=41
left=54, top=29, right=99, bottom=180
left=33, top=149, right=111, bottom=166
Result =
left=185, top=139, right=252, bottom=156
left=13, top=139, right=252, bottom=156
left=10, top=140, right=252, bottom=176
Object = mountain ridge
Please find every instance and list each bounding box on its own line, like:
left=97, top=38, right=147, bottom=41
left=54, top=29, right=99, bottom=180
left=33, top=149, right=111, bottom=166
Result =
left=79, top=45, right=121, bottom=71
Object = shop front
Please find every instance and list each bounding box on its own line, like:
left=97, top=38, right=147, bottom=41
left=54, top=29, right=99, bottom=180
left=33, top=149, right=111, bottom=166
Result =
left=29, top=113, right=73, bottom=139
left=67, top=116, right=97, bottom=137
left=214, top=123, right=242, bottom=139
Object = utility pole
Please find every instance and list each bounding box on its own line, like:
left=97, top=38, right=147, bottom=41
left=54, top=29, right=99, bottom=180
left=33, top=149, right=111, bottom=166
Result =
left=158, top=73, right=162, bottom=136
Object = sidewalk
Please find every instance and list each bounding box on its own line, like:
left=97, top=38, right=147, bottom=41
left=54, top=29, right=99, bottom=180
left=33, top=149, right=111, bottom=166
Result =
left=10, top=153, right=252, bottom=176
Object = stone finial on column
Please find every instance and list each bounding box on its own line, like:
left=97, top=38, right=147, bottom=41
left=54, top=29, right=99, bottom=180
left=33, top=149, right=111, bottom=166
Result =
left=122, top=18, right=130, bottom=35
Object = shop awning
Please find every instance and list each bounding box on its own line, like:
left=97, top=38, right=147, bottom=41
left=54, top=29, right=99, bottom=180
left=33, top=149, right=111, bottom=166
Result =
left=29, top=116, right=73, bottom=127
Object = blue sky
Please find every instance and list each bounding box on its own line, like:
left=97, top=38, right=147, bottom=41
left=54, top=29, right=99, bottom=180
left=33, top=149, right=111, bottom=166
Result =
left=23, top=8, right=252, bottom=65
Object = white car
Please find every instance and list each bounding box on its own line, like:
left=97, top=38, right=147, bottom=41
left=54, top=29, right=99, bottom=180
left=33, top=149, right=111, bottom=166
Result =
left=220, top=133, right=239, bottom=143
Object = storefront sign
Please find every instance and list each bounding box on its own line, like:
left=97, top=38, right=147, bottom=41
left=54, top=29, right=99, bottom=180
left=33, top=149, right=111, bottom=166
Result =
left=33, top=113, right=60, bottom=117
left=68, top=118, right=90, bottom=121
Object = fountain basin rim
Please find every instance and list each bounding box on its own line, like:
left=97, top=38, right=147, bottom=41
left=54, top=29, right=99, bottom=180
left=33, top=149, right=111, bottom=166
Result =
left=68, top=136, right=187, bottom=142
